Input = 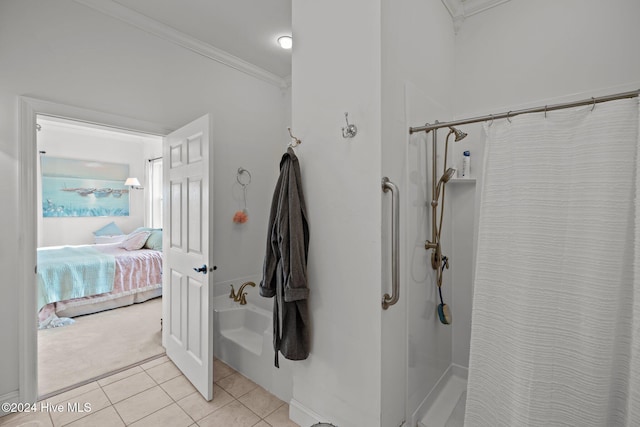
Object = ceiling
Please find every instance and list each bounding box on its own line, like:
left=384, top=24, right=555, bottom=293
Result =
left=110, top=0, right=292, bottom=79
left=76, top=0, right=508, bottom=86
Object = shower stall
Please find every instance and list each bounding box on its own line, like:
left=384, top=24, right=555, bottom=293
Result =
left=392, top=89, right=640, bottom=427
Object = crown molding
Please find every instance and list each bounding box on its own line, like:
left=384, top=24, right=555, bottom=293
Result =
left=441, top=0, right=511, bottom=32
left=74, top=0, right=289, bottom=88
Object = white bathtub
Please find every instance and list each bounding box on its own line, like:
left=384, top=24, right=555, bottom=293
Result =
left=213, top=295, right=292, bottom=401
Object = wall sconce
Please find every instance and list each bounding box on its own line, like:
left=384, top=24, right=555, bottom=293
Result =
left=125, top=177, right=144, bottom=190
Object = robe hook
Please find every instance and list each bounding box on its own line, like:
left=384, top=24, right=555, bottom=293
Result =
left=342, top=112, right=358, bottom=138
left=288, top=127, right=301, bottom=147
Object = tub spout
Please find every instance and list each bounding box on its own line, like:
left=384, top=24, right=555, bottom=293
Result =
left=235, top=281, right=256, bottom=303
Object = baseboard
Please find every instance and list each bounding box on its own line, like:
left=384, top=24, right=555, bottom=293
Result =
left=0, top=390, right=21, bottom=417
left=289, top=398, right=332, bottom=427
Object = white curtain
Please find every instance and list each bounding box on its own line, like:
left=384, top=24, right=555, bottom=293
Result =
left=465, top=98, right=640, bottom=426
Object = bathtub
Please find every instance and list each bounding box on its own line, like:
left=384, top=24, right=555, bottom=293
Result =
left=213, top=295, right=292, bottom=401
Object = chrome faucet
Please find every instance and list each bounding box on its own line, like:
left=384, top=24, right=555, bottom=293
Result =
left=233, top=281, right=255, bottom=305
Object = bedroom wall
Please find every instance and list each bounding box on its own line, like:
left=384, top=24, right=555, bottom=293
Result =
left=37, top=118, right=161, bottom=247
left=0, top=0, right=287, bottom=402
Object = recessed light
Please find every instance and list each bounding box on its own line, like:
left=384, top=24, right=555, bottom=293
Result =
left=277, top=35, right=292, bottom=49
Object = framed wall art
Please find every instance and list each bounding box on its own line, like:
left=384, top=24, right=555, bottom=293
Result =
left=41, top=157, right=130, bottom=217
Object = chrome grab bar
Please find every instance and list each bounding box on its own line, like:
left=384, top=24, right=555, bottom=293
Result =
left=382, top=177, right=399, bottom=310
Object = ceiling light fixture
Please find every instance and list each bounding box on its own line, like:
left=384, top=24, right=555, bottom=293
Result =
left=277, top=35, right=292, bottom=49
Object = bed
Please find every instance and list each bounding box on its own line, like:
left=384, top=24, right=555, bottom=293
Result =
left=37, top=230, right=163, bottom=328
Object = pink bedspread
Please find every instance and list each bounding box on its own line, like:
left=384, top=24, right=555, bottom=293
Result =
left=38, top=244, right=162, bottom=324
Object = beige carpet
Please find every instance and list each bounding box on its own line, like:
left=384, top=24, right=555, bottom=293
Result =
left=38, top=297, right=165, bottom=397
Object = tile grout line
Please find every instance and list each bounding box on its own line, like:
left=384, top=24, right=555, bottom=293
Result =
left=16, top=358, right=295, bottom=427
left=96, top=378, right=127, bottom=426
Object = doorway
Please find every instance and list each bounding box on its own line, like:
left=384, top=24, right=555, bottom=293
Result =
left=18, top=97, right=173, bottom=404
left=35, top=114, right=165, bottom=397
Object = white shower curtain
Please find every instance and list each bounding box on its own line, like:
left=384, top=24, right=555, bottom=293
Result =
left=465, top=98, right=640, bottom=426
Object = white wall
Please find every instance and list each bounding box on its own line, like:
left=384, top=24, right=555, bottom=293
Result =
left=0, top=0, right=286, bottom=401
left=289, top=1, right=382, bottom=426
left=37, top=119, right=161, bottom=247
left=381, top=0, right=456, bottom=425
left=454, top=0, right=640, bottom=117
left=448, top=0, right=640, bottom=369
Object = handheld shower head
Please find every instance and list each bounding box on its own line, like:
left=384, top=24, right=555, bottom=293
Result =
left=441, top=167, right=456, bottom=183
left=449, top=126, right=467, bottom=142
left=432, top=167, right=457, bottom=204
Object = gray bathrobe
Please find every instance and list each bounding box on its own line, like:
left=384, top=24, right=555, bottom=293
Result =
left=259, top=147, right=310, bottom=367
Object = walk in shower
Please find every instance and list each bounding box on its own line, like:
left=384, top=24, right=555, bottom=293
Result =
left=401, top=88, right=640, bottom=427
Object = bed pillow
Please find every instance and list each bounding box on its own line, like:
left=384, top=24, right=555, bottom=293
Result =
left=94, top=234, right=127, bottom=244
left=93, top=221, right=124, bottom=236
left=133, top=227, right=163, bottom=251
left=119, top=231, right=152, bottom=251
left=144, top=230, right=163, bottom=251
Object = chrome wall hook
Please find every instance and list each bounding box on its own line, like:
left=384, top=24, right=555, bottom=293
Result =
left=342, top=112, right=358, bottom=138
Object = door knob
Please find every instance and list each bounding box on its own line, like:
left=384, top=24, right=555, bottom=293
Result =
left=193, top=264, right=208, bottom=274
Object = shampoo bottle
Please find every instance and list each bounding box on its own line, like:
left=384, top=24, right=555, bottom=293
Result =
left=461, top=151, right=471, bottom=177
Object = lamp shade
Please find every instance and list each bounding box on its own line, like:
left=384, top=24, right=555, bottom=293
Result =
left=124, top=177, right=141, bottom=187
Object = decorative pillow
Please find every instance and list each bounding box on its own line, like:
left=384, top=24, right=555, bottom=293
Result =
left=133, top=227, right=163, bottom=251
left=93, top=221, right=124, bottom=236
left=95, top=234, right=127, bottom=244
left=119, top=231, right=152, bottom=251
left=144, top=229, right=163, bottom=251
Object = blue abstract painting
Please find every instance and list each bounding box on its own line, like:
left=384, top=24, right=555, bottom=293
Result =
left=41, top=157, right=130, bottom=217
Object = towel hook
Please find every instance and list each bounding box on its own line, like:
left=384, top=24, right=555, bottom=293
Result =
left=342, top=112, right=358, bottom=138
left=287, top=127, right=301, bottom=147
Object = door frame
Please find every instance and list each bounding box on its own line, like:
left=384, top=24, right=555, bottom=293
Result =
left=18, top=96, right=172, bottom=403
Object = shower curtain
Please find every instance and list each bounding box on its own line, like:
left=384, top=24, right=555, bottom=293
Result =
left=465, top=98, right=640, bottom=426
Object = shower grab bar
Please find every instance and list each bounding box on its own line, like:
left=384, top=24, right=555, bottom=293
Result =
left=382, top=177, right=399, bottom=310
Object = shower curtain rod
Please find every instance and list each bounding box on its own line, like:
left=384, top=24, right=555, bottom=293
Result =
left=409, top=89, right=640, bottom=134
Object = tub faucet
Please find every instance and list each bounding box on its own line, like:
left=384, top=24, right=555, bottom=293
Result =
left=236, top=281, right=256, bottom=305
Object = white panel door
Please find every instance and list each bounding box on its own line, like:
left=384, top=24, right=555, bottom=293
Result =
left=162, top=114, right=214, bottom=400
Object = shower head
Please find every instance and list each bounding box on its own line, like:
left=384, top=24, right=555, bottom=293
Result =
left=449, top=126, right=467, bottom=142
left=441, top=167, right=456, bottom=183
left=432, top=168, right=457, bottom=204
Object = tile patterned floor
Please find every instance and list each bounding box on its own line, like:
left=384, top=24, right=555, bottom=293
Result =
left=0, top=357, right=300, bottom=427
